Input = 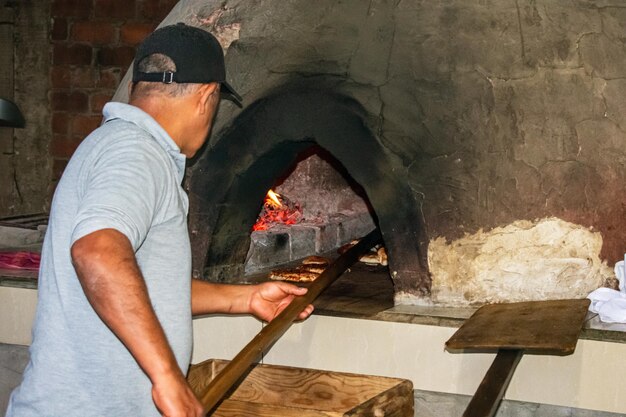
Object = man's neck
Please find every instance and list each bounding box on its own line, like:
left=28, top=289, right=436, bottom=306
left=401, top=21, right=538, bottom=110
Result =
left=130, top=96, right=189, bottom=152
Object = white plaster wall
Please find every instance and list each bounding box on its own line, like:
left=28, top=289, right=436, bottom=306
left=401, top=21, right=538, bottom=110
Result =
left=192, top=314, right=626, bottom=415
left=191, top=315, right=262, bottom=362
left=0, top=287, right=37, bottom=345
left=2, top=287, right=625, bottom=414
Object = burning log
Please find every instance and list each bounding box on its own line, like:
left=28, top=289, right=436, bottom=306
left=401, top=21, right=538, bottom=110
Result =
left=252, top=189, right=303, bottom=231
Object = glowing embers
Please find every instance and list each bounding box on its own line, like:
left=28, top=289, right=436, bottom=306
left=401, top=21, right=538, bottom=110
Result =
left=252, top=189, right=303, bottom=231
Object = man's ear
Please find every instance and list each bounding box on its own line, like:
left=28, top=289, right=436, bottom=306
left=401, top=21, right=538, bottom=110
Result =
left=198, top=82, right=219, bottom=114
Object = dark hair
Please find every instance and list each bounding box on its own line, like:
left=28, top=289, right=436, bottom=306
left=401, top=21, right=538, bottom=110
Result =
left=130, top=53, right=199, bottom=98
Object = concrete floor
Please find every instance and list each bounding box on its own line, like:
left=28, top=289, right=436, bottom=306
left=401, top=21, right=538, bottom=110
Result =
left=2, top=343, right=624, bottom=417
left=0, top=344, right=29, bottom=417
left=413, top=391, right=626, bottom=417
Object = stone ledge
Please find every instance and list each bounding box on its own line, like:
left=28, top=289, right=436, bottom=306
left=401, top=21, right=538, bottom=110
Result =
left=3, top=275, right=626, bottom=345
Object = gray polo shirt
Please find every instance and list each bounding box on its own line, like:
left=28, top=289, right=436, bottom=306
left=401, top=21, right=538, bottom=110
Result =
left=7, top=102, right=192, bottom=417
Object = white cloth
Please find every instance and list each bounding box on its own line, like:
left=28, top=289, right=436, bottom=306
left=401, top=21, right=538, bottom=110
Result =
left=587, top=287, right=626, bottom=323
left=587, top=257, right=626, bottom=323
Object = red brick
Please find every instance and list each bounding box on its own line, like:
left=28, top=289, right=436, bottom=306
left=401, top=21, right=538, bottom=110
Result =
left=50, top=66, right=71, bottom=89
left=71, top=22, right=117, bottom=45
left=70, top=67, right=96, bottom=88
left=51, top=18, right=68, bottom=41
left=51, top=158, right=69, bottom=181
left=138, top=0, right=177, bottom=21
left=72, top=114, right=103, bottom=136
left=90, top=93, right=112, bottom=113
left=51, top=91, right=88, bottom=112
left=97, top=69, right=121, bottom=88
left=52, top=112, right=70, bottom=134
left=95, top=0, right=137, bottom=19
left=137, top=0, right=159, bottom=20
left=53, top=44, right=92, bottom=66
left=97, top=46, right=135, bottom=68
left=50, top=134, right=83, bottom=158
left=120, top=23, right=155, bottom=46
left=51, top=0, right=92, bottom=18
left=50, top=66, right=98, bottom=89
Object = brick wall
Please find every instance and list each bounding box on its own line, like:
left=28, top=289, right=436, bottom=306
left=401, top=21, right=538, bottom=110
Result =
left=49, top=0, right=178, bottom=182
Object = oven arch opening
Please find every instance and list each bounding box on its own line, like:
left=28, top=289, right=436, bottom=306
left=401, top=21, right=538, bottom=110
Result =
left=187, top=86, right=431, bottom=302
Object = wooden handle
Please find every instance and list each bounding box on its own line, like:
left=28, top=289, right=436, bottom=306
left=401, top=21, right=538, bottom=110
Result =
left=463, top=349, right=523, bottom=417
left=199, top=228, right=382, bottom=414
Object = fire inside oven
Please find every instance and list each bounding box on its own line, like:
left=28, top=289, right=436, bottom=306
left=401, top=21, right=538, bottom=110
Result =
left=245, top=146, right=379, bottom=271
left=240, top=146, right=395, bottom=311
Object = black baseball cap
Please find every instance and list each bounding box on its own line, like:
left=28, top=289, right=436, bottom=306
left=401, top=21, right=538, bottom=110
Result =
left=133, top=23, right=242, bottom=104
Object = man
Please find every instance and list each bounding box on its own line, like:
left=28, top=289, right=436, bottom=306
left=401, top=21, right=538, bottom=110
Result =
left=7, top=23, right=313, bottom=417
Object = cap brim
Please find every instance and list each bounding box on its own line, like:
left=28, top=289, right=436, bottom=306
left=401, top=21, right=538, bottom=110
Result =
left=221, top=81, right=242, bottom=106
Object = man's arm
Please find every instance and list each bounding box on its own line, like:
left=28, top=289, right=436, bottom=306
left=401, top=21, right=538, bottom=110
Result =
left=71, top=228, right=204, bottom=417
left=191, top=279, right=314, bottom=322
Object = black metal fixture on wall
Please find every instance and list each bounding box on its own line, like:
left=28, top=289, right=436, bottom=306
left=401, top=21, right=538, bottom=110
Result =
left=0, top=98, right=25, bottom=128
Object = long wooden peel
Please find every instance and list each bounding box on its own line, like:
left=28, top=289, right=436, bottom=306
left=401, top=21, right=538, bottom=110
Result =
left=199, top=228, right=382, bottom=414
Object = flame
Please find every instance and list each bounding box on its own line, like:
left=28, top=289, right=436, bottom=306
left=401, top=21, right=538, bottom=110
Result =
left=266, top=189, right=282, bottom=208
left=252, top=189, right=303, bottom=231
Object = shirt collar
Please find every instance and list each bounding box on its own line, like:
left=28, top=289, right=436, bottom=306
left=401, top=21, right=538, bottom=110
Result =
left=102, top=102, right=186, bottom=183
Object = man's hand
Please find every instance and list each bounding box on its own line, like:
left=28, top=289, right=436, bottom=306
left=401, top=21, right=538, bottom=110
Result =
left=248, top=281, right=315, bottom=322
left=152, top=370, right=205, bottom=417
left=191, top=280, right=314, bottom=321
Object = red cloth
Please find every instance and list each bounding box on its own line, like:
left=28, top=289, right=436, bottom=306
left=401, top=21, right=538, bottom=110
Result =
left=0, top=251, right=41, bottom=270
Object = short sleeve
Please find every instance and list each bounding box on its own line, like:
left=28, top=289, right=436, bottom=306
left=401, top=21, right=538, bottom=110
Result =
left=70, top=139, right=169, bottom=251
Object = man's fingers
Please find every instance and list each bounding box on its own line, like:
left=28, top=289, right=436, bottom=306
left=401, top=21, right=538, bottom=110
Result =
left=276, top=281, right=308, bottom=295
left=297, top=304, right=314, bottom=320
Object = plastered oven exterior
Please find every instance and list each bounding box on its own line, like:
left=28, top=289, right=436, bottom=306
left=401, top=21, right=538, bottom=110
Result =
left=112, top=0, right=626, bottom=305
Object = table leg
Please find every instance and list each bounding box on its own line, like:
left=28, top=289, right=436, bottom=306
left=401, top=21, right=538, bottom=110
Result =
left=463, top=349, right=523, bottom=417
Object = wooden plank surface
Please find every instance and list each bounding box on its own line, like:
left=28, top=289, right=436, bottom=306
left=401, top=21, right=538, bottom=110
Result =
left=346, top=379, right=414, bottom=417
left=189, top=359, right=413, bottom=416
left=211, top=399, right=340, bottom=417
left=446, top=299, right=590, bottom=353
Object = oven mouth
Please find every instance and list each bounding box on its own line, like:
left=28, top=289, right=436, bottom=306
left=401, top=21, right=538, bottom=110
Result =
left=243, top=145, right=377, bottom=271
left=186, top=86, right=430, bottom=306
